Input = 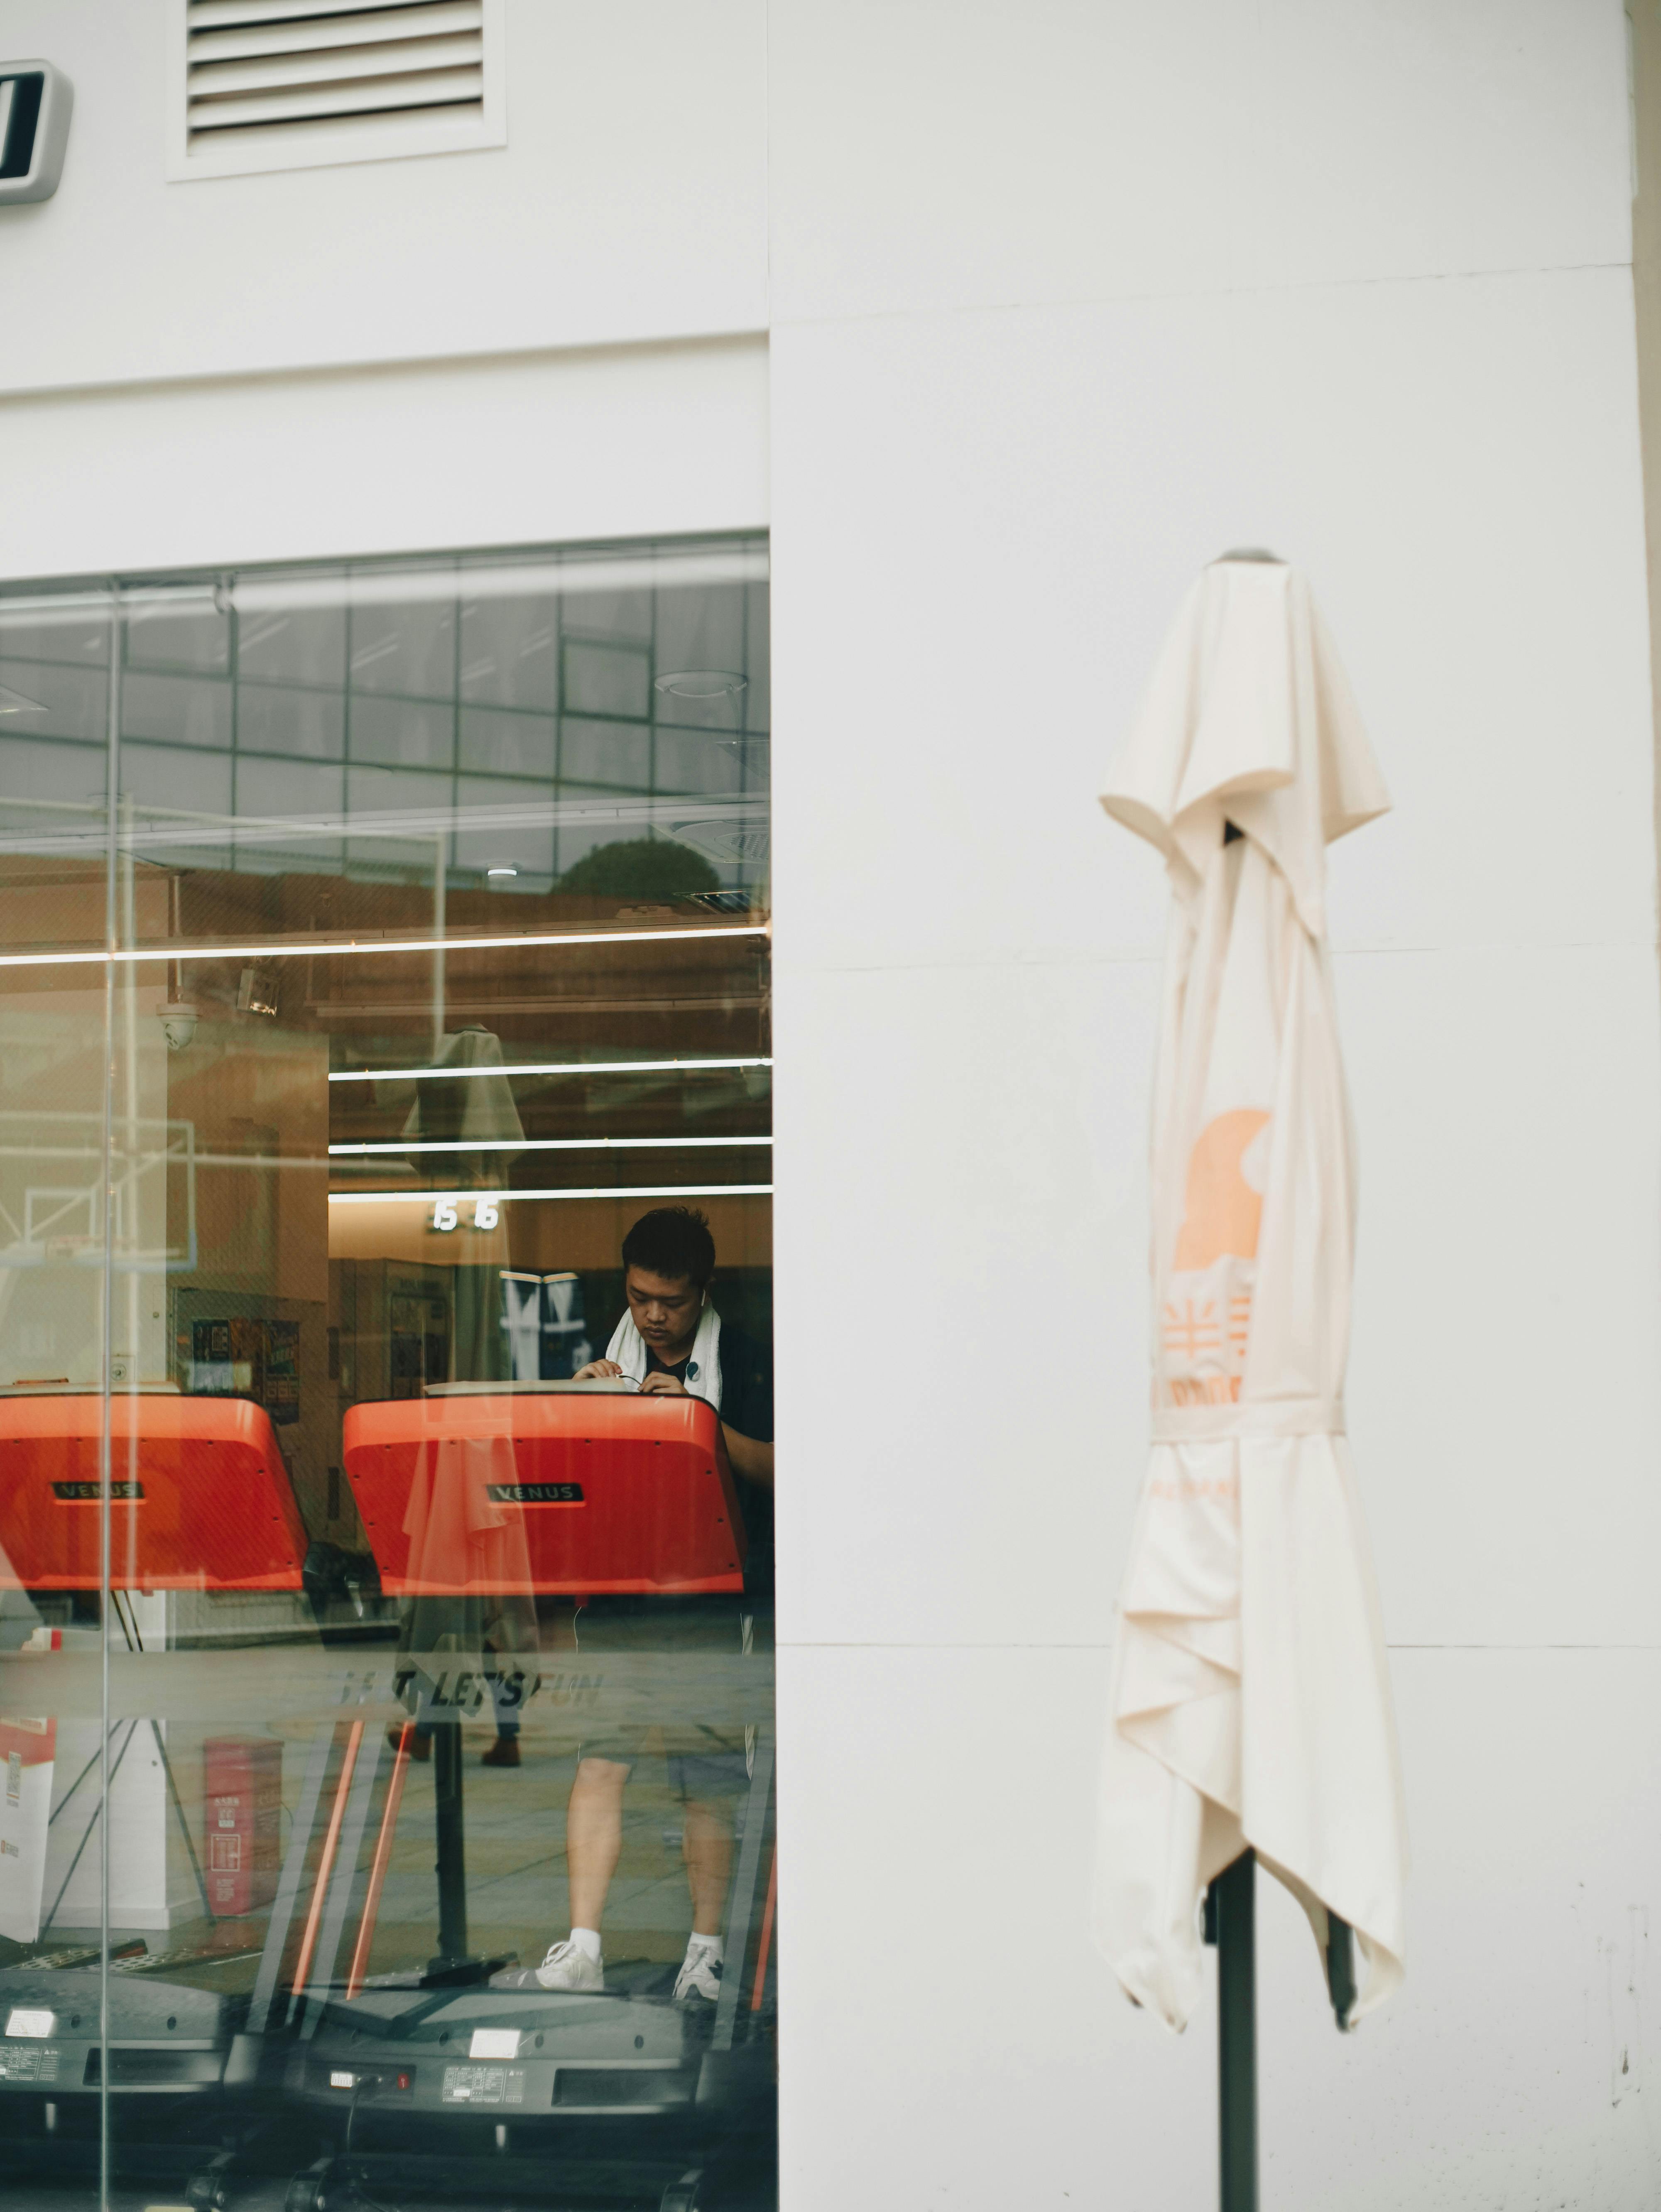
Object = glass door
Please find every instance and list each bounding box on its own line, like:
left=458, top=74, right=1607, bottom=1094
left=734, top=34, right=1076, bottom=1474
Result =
left=0, top=538, right=777, bottom=2212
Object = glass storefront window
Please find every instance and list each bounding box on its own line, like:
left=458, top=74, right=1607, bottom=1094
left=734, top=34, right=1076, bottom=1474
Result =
left=0, top=540, right=776, bottom=2212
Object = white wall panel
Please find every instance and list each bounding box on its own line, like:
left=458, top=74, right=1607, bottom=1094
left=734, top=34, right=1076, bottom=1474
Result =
left=770, top=268, right=1655, bottom=976
left=0, top=338, right=769, bottom=582
left=1343, top=941, right=1661, bottom=1649
left=772, top=954, right=1156, bottom=1649
left=1256, top=1647, right=1661, bottom=2208
left=768, top=7, right=1657, bottom=2201
left=0, top=0, right=767, bottom=395
left=776, top=1641, right=1215, bottom=2212
left=779, top=1644, right=1661, bottom=2212
left=768, top=0, right=1629, bottom=325
left=772, top=942, right=1661, bottom=1650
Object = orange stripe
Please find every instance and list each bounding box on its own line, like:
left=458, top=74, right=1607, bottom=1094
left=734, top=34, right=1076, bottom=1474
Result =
left=346, top=1723, right=412, bottom=2000
left=291, top=1720, right=363, bottom=1998
left=750, top=1846, right=778, bottom=2013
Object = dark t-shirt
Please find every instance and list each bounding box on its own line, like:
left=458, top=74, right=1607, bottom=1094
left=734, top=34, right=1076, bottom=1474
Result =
left=645, top=1321, right=774, bottom=1597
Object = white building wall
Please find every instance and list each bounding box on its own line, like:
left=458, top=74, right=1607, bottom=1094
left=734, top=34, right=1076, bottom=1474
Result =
left=767, top=3, right=1661, bottom=2207
left=0, top=337, right=771, bottom=581
left=0, top=0, right=767, bottom=394
left=0, top=2, right=1655, bottom=2204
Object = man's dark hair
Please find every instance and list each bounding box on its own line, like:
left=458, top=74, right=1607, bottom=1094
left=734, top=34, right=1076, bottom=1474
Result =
left=622, top=1206, right=716, bottom=1288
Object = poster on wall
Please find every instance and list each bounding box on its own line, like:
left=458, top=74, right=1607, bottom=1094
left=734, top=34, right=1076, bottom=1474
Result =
left=190, top=1316, right=301, bottom=1424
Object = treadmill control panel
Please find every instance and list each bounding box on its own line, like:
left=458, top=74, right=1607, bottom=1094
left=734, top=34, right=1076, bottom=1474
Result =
left=441, top=2063, right=528, bottom=2106
left=0, top=2042, right=59, bottom=2082
left=344, top=1390, right=746, bottom=1594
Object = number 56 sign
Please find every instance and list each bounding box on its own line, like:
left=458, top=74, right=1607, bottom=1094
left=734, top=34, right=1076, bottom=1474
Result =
left=431, top=1198, right=500, bottom=1232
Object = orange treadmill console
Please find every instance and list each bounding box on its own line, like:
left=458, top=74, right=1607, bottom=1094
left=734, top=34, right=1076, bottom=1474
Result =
left=342, top=1389, right=747, bottom=1597
left=0, top=1393, right=310, bottom=1592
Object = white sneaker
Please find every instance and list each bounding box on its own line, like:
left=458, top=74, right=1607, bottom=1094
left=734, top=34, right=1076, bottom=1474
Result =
left=673, top=1940, right=723, bottom=2005
left=534, top=1938, right=604, bottom=1992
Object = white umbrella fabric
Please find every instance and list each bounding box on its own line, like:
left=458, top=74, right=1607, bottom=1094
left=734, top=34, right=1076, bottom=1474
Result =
left=402, top=1025, right=525, bottom=1384
left=1093, top=557, right=1407, bottom=2031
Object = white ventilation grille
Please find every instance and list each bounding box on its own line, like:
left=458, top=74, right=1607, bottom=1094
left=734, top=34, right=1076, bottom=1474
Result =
left=167, top=0, right=505, bottom=180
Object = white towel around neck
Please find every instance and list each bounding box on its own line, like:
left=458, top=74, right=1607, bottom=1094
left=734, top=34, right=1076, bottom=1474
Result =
left=605, top=1302, right=723, bottom=1413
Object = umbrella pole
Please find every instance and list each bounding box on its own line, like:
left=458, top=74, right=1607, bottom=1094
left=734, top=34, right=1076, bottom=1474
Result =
left=1208, top=1850, right=1259, bottom=2212
left=1325, top=1910, right=1356, bottom=2030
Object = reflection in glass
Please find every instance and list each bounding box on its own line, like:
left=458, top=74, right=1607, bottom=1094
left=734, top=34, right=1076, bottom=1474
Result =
left=0, top=543, right=776, bottom=2212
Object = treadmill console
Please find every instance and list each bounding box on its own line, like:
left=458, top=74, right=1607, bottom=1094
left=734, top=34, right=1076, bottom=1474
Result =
left=0, top=1394, right=309, bottom=1592
left=342, top=1389, right=747, bottom=1596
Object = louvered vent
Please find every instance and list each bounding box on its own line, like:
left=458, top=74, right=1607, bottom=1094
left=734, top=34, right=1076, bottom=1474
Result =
left=169, top=0, right=504, bottom=179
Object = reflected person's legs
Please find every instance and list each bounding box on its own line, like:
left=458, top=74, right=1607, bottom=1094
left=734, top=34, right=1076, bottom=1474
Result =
left=532, top=1754, right=631, bottom=1990
left=481, top=1656, right=525, bottom=1767
left=482, top=1604, right=538, bottom=1765
left=670, top=1757, right=745, bottom=2006
left=682, top=1796, right=734, bottom=1938
left=566, top=1755, right=630, bottom=1928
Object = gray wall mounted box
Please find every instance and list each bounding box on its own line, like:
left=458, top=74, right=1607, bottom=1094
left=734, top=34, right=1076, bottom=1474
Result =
left=0, top=63, right=72, bottom=205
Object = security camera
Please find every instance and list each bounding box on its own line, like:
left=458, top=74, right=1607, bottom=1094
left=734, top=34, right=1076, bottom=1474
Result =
left=159, top=1003, right=198, bottom=1053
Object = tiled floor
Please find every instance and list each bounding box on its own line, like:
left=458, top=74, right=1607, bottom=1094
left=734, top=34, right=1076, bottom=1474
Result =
left=372, top=1728, right=706, bottom=1974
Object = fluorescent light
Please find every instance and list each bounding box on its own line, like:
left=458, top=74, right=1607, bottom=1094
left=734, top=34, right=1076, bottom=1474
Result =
left=0, top=551, right=767, bottom=633
left=229, top=550, right=767, bottom=618
left=328, top=1183, right=773, bottom=1206
left=0, top=586, right=214, bottom=631
left=0, top=791, right=767, bottom=863
left=0, top=924, right=767, bottom=973
left=329, top=1056, right=772, bottom=1084
left=486, top=866, right=518, bottom=878
left=329, top=1135, right=772, bottom=1156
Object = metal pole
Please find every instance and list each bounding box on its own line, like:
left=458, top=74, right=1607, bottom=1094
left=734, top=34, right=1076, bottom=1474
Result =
left=432, top=1718, right=468, bottom=1967
left=119, top=791, right=140, bottom=1393
left=98, top=585, right=121, bottom=2212
left=1325, top=1910, right=1357, bottom=2031
left=1214, top=1850, right=1259, bottom=2212
left=433, top=832, right=446, bottom=1057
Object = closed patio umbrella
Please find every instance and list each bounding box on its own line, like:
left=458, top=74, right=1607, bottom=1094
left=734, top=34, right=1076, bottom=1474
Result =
left=1093, top=555, right=1407, bottom=2043
left=402, top=1025, right=524, bottom=1385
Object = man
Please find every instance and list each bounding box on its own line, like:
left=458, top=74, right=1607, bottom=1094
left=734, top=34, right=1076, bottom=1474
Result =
left=530, top=1206, right=773, bottom=2005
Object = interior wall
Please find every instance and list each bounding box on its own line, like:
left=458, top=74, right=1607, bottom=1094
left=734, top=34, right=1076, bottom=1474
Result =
left=766, top=4, right=1661, bottom=2207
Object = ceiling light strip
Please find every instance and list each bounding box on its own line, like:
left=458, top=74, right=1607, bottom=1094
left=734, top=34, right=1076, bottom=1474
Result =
left=327, top=1182, right=774, bottom=1206
left=0, top=551, right=768, bottom=631
left=0, top=924, right=767, bottom=972
left=328, top=1055, right=773, bottom=1084
left=329, top=1135, right=773, bottom=1156
left=230, top=551, right=768, bottom=616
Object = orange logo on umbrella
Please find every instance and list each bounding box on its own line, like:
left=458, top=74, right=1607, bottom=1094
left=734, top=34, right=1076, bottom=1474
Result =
left=1173, top=1109, right=1270, bottom=1270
